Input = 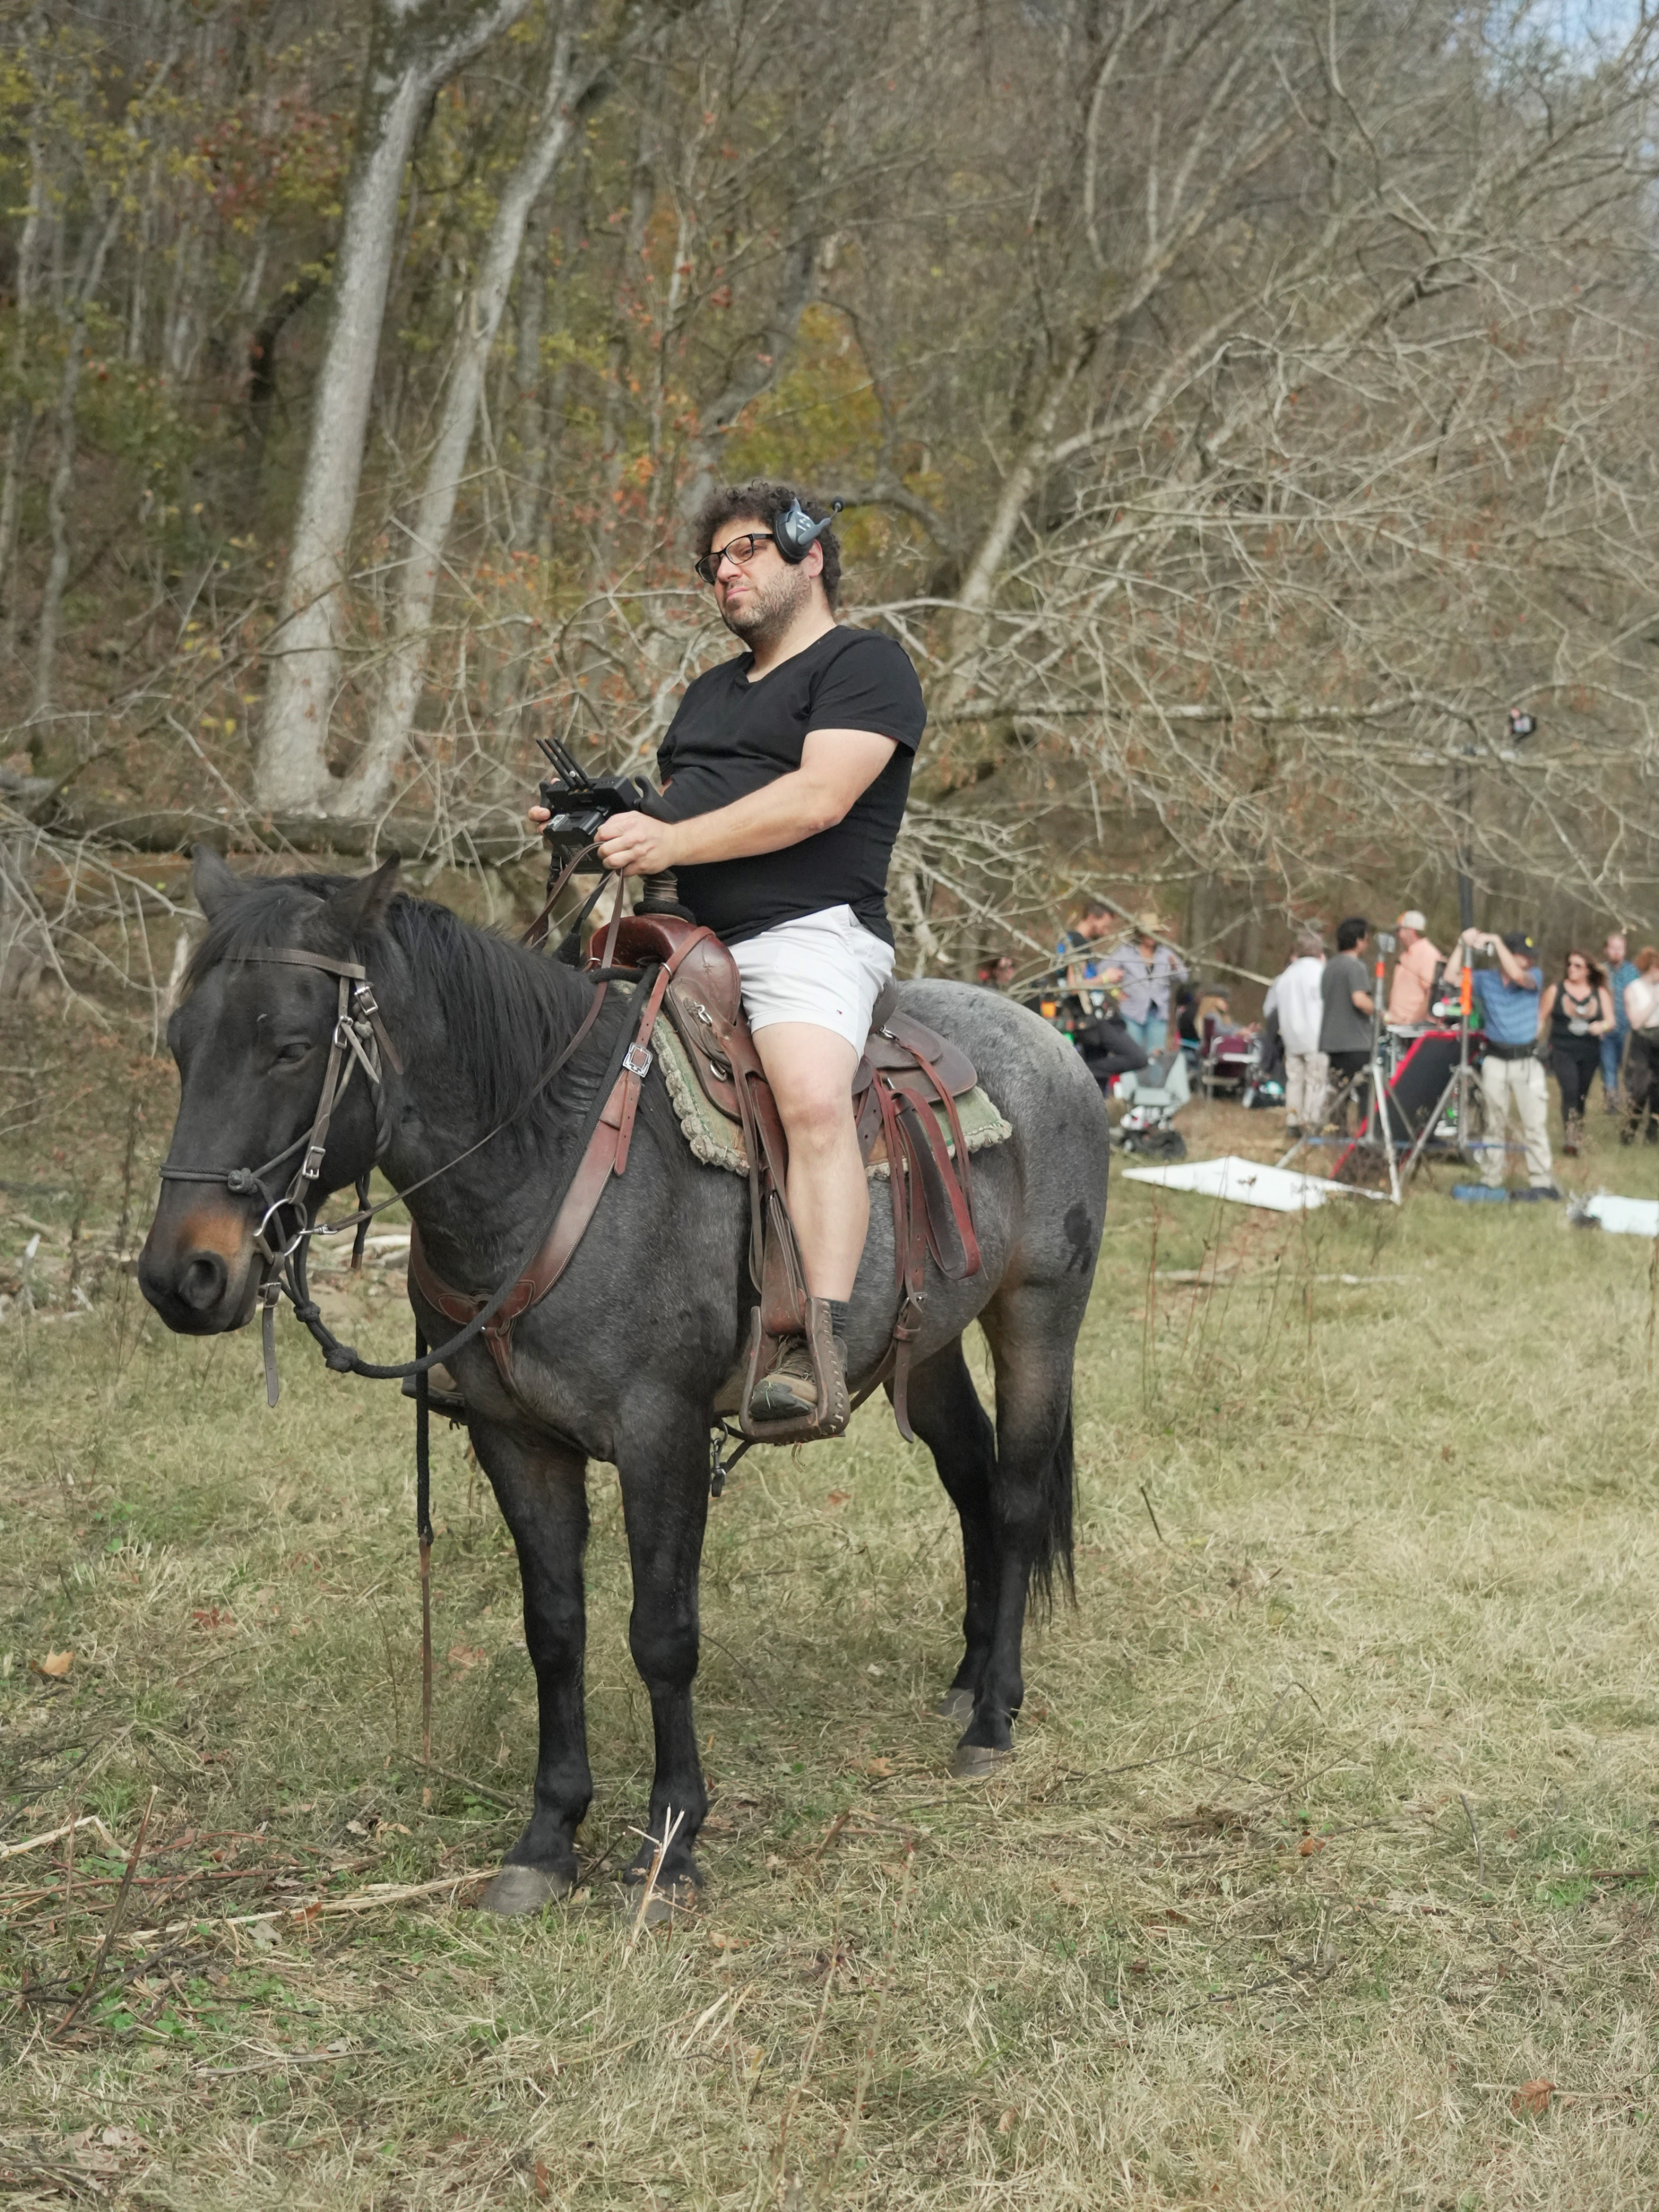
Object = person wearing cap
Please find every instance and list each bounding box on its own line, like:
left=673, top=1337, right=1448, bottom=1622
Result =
left=1386, top=911, right=1441, bottom=1029
left=1106, top=910, right=1189, bottom=1055
left=1442, top=927, right=1556, bottom=1194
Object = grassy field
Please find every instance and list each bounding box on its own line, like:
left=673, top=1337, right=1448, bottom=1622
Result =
left=4, top=1007, right=1659, bottom=2209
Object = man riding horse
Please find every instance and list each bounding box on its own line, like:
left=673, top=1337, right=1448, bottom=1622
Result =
left=531, top=479, right=925, bottom=1434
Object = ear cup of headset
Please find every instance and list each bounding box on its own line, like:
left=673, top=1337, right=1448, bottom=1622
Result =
left=774, top=495, right=843, bottom=563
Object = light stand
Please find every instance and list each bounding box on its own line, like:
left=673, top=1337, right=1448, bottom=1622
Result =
left=1402, top=959, right=1484, bottom=1184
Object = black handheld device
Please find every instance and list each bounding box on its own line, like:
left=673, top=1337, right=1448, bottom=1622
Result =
left=535, top=734, right=656, bottom=873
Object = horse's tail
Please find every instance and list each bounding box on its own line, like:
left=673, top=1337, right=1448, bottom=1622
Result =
left=1027, top=1393, right=1076, bottom=1613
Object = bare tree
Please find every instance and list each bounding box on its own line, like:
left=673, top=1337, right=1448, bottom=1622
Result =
left=255, top=0, right=536, bottom=815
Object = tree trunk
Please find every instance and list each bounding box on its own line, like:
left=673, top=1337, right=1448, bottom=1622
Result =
left=33, top=198, right=120, bottom=719
left=342, top=24, right=608, bottom=816
left=507, top=190, right=554, bottom=545
left=0, top=129, right=46, bottom=663
left=255, top=0, right=536, bottom=817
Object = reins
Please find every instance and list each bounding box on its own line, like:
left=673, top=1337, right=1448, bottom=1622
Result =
left=155, top=860, right=668, bottom=1770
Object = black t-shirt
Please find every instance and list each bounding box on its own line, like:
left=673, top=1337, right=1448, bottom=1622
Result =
left=654, top=626, right=926, bottom=945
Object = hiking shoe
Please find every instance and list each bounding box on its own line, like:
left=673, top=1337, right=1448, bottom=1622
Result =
left=401, top=1361, right=467, bottom=1417
left=748, top=1334, right=847, bottom=1424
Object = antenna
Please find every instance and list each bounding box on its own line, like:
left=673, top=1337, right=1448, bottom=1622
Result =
left=535, top=733, right=596, bottom=793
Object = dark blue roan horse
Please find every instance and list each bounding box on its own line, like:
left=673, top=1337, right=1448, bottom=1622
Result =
left=140, top=850, right=1109, bottom=1913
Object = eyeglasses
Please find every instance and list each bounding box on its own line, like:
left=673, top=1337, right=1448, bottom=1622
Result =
left=693, top=532, right=777, bottom=587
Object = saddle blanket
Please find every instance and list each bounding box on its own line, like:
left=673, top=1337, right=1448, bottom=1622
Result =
left=654, top=1017, right=1012, bottom=1180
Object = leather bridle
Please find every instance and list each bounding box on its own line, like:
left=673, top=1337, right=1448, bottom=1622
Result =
left=154, top=921, right=633, bottom=1404
left=157, top=949, right=404, bottom=1391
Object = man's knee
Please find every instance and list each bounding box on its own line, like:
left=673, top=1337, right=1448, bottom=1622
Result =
left=773, top=1075, right=855, bottom=1153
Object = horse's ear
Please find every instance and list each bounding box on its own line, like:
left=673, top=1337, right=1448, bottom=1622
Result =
left=192, top=843, right=241, bottom=921
left=328, top=853, right=402, bottom=934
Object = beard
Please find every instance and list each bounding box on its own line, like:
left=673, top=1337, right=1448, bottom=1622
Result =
left=719, top=559, right=815, bottom=651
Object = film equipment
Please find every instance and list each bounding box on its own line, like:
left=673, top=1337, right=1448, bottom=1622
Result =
left=1456, top=709, right=1539, bottom=931
left=533, top=734, right=690, bottom=923
left=535, top=733, right=655, bottom=873
left=1278, top=927, right=1404, bottom=1200
left=1401, top=958, right=1484, bottom=1183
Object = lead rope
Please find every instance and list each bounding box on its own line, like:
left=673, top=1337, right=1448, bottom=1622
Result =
left=415, top=1327, right=433, bottom=1765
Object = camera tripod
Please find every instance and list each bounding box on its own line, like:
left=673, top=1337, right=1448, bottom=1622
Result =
left=1277, top=935, right=1403, bottom=1203
left=1400, top=964, right=1486, bottom=1184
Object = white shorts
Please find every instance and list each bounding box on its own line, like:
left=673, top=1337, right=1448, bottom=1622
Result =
left=729, top=904, right=895, bottom=1051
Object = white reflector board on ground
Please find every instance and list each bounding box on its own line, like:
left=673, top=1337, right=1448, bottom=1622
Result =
left=1577, top=1192, right=1659, bottom=1237
left=1120, top=1154, right=1387, bottom=1213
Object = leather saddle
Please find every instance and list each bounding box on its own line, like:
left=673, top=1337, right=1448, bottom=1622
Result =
left=608, top=914, right=984, bottom=1441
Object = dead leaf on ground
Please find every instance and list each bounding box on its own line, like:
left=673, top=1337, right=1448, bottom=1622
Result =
left=31, top=1648, right=74, bottom=1677
left=865, top=1757, right=895, bottom=1778
left=446, top=1645, right=487, bottom=1671
left=1299, top=1835, right=1325, bottom=1857
left=997, top=2107, right=1018, bottom=2134
left=826, top=1490, right=851, bottom=1507
left=190, top=1607, right=236, bottom=1630
left=1512, top=2078, right=1554, bottom=2116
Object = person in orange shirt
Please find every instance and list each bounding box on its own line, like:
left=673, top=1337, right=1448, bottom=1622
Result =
left=1386, top=910, right=1442, bottom=1028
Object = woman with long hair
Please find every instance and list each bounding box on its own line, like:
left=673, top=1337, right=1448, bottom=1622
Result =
left=1540, top=949, right=1615, bottom=1156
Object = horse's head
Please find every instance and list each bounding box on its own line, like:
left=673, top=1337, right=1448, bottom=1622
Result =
left=139, top=848, right=402, bottom=1335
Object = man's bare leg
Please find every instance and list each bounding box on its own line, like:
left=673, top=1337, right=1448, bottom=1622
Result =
left=750, top=1022, right=866, bottom=1298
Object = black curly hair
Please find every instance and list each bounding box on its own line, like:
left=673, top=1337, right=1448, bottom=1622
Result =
left=691, top=479, right=841, bottom=607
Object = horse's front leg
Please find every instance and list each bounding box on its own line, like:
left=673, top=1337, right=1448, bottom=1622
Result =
left=466, top=1421, right=593, bottom=1915
left=616, top=1414, right=711, bottom=1908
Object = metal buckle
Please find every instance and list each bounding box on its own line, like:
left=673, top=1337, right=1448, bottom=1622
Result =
left=301, top=1141, right=327, bottom=1181
left=623, top=1042, right=653, bottom=1080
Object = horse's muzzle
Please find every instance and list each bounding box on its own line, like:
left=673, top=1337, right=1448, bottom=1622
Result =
left=138, top=1195, right=262, bottom=1335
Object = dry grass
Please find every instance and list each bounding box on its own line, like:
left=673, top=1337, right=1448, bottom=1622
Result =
left=3, top=1014, right=1658, bottom=2208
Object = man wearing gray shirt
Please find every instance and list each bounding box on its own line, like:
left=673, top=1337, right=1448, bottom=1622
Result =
left=1319, top=916, right=1376, bottom=1117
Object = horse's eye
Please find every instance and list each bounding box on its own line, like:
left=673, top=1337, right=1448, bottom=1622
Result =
left=274, top=1040, right=311, bottom=1066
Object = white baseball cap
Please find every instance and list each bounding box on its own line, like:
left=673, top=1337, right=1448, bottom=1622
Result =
left=1397, top=910, right=1426, bottom=932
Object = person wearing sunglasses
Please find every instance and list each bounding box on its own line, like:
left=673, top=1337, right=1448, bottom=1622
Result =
left=529, top=478, right=925, bottom=1430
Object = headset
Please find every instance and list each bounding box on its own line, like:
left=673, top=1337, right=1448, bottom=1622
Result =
left=774, top=495, right=843, bottom=562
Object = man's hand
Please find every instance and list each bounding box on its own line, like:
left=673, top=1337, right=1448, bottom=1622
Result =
left=593, top=809, right=679, bottom=876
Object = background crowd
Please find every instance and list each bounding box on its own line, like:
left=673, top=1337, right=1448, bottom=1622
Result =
left=986, top=900, right=1659, bottom=1196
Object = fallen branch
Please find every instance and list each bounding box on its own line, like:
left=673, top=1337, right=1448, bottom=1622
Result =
left=123, top=1869, right=494, bottom=1944
left=54, top=1787, right=156, bottom=2038
left=0, top=1814, right=120, bottom=1863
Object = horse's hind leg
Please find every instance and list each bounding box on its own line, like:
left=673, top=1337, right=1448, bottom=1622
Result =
left=952, top=1285, right=1078, bottom=1777
left=903, top=1336, right=998, bottom=1722
left=468, top=1422, right=593, bottom=1914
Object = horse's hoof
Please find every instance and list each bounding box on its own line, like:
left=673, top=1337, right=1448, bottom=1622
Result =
left=950, top=1743, right=1014, bottom=1781
left=629, top=1877, right=699, bottom=1927
left=935, top=1688, right=975, bottom=1723
left=476, top=1863, right=571, bottom=1916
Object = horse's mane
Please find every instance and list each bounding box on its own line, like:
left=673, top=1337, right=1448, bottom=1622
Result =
left=185, top=872, right=596, bottom=1127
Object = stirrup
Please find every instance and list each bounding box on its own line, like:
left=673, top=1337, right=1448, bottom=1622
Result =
left=738, top=1298, right=850, bottom=1443
left=401, top=1361, right=468, bottom=1419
